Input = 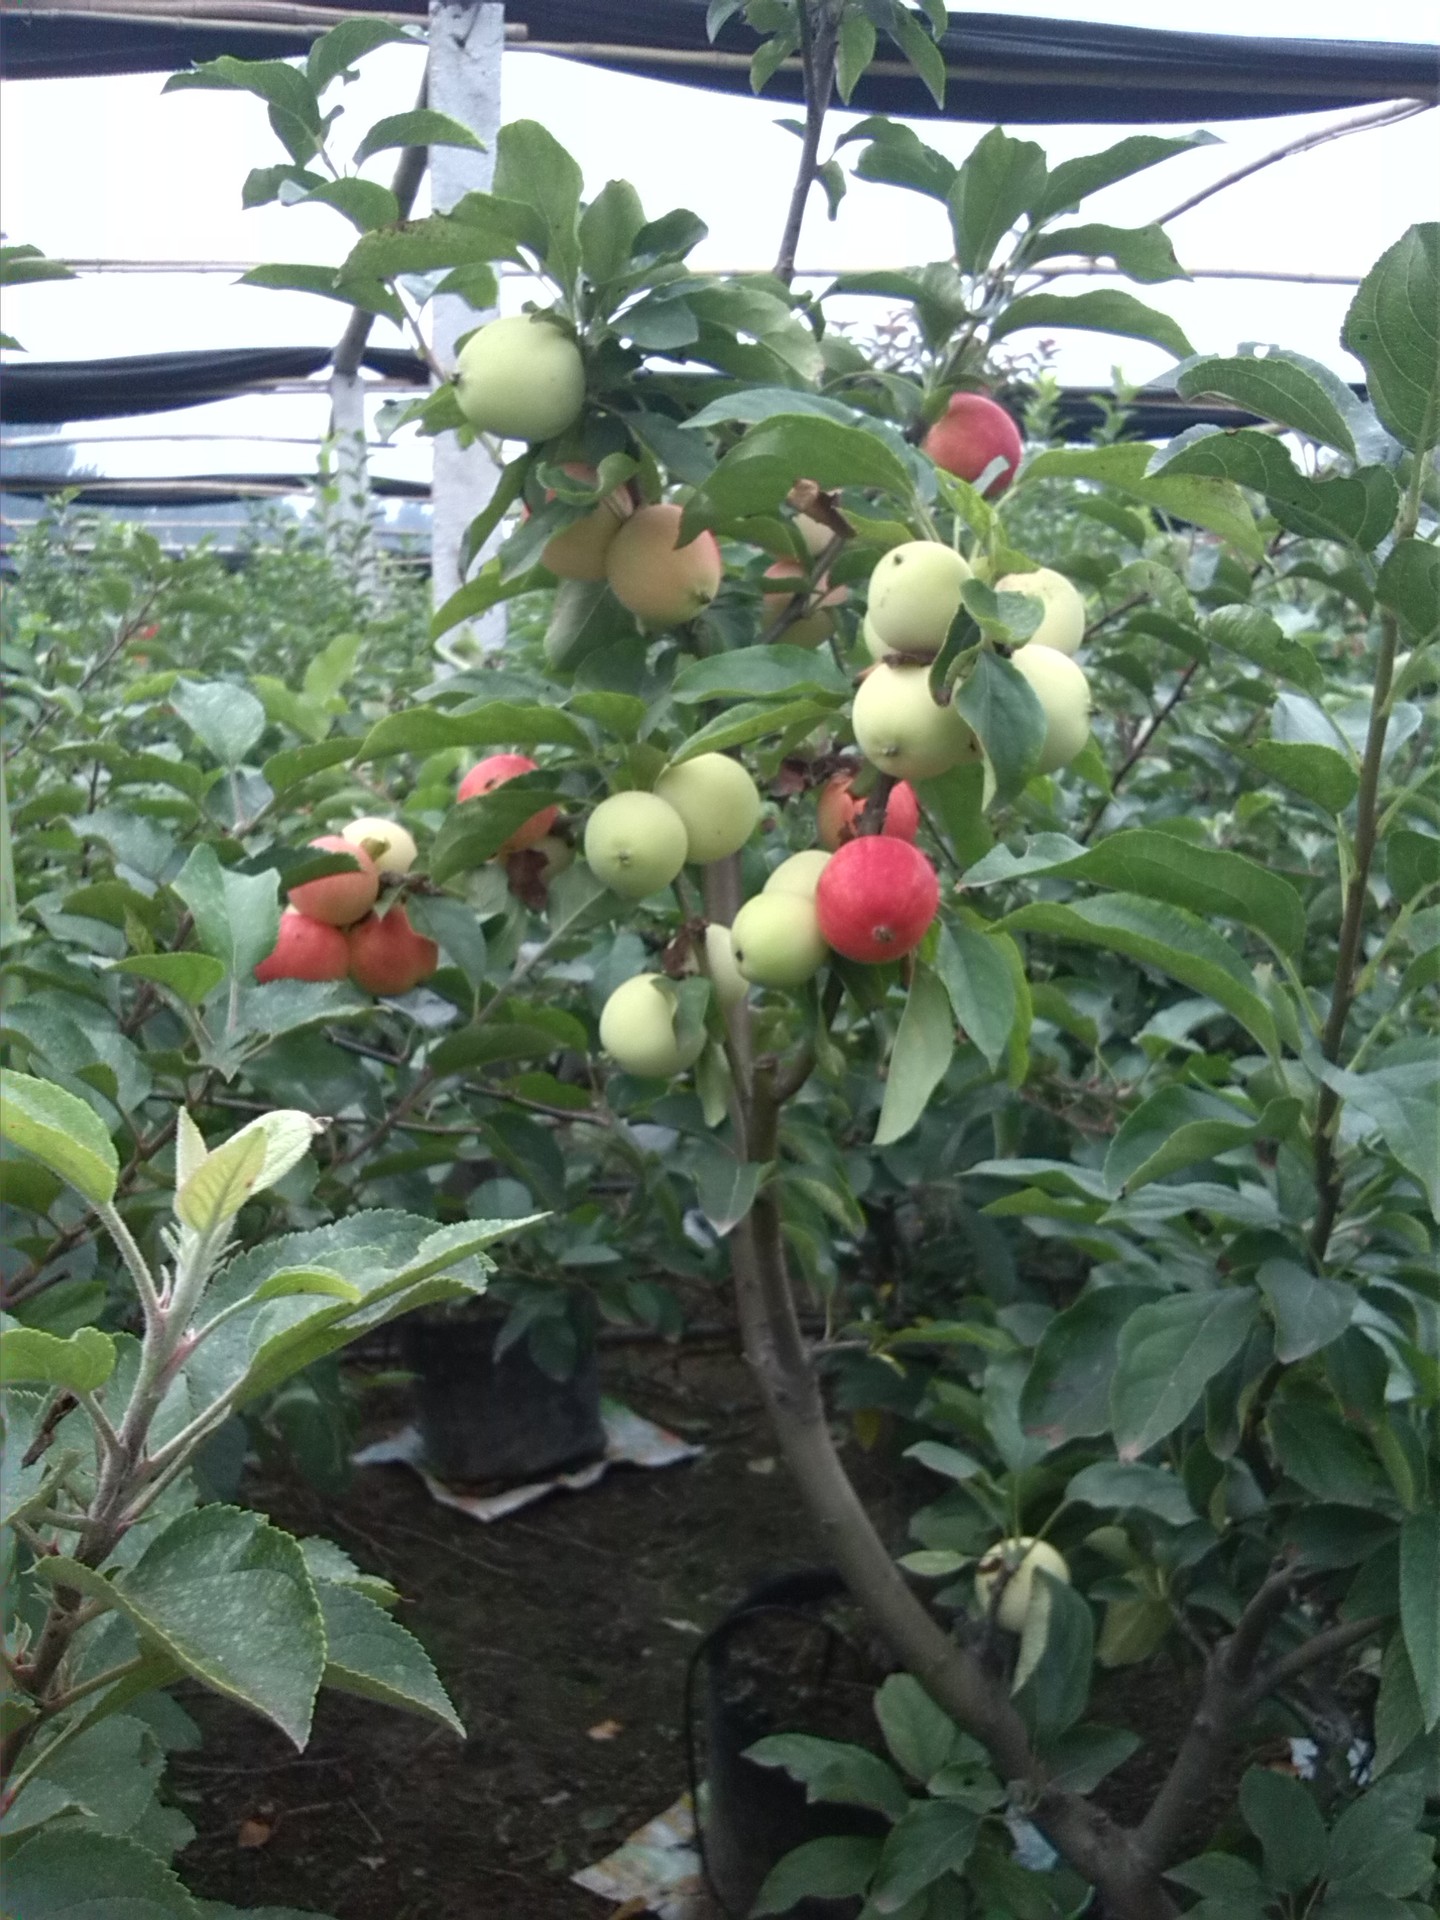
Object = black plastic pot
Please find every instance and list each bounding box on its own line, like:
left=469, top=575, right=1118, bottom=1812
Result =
left=695, top=1569, right=889, bottom=1920
left=404, top=1312, right=605, bottom=1485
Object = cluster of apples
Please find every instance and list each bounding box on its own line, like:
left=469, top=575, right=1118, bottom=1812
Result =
left=454, top=313, right=724, bottom=627
left=859, top=540, right=1092, bottom=780
left=255, top=818, right=439, bottom=996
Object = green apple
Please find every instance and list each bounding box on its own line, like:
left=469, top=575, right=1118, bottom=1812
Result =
left=599, top=974, right=705, bottom=1078
left=852, top=662, right=980, bottom=781
left=340, top=815, right=418, bottom=879
left=454, top=313, right=586, bottom=443
left=654, top=753, right=762, bottom=863
left=866, top=541, right=971, bottom=658
left=974, top=1537, right=1071, bottom=1633
left=994, top=566, right=1086, bottom=655
left=1011, top=645, right=1092, bottom=773
left=703, top=923, right=749, bottom=1010
left=763, top=849, right=832, bottom=900
left=583, top=791, right=689, bottom=898
left=730, top=892, right=829, bottom=987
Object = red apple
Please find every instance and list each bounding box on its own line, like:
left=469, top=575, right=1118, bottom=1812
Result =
left=286, top=837, right=379, bottom=928
left=816, top=772, right=920, bottom=851
left=457, top=753, right=559, bottom=855
left=922, top=393, right=1023, bottom=497
left=254, top=909, right=350, bottom=983
left=816, top=837, right=940, bottom=964
left=347, top=906, right=440, bottom=996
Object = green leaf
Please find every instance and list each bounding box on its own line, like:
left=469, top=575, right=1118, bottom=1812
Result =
left=493, top=119, right=583, bottom=285
left=843, top=116, right=957, bottom=201
left=683, top=414, right=919, bottom=533
left=165, top=54, right=321, bottom=162
left=1, top=1829, right=200, bottom=1918
left=874, top=1673, right=960, bottom=1783
left=37, top=1506, right=324, bottom=1747
left=308, top=17, right=412, bottom=93
left=998, top=895, right=1278, bottom=1055
left=112, top=952, right=227, bottom=1004
left=261, top=738, right=356, bottom=793
left=291, top=176, right=399, bottom=233
left=1023, top=220, right=1186, bottom=284
left=753, top=1836, right=884, bottom=1914
left=869, top=1799, right=979, bottom=1911
left=991, top=289, right=1193, bottom=361
left=965, top=826, right=1305, bottom=956
left=356, top=702, right=588, bottom=761
left=1269, top=1401, right=1392, bottom=1508
left=1110, top=1289, right=1259, bottom=1458
left=1020, top=1286, right=1158, bottom=1444
left=1325, top=1773, right=1432, bottom=1896
left=427, top=774, right=565, bottom=884
left=1067, top=1461, right=1195, bottom=1527
left=1323, top=1057, right=1440, bottom=1216
left=579, top=177, right=647, bottom=285
left=1400, top=1513, right=1440, bottom=1731
left=1342, top=223, right=1440, bottom=453
left=1177, top=349, right=1360, bottom=454
left=353, top=108, right=483, bottom=165
left=1104, top=1085, right=1271, bottom=1194
left=948, top=128, right=1047, bottom=275
left=1154, top=427, right=1399, bottom=549
left=171, top=844, right=282, bottom=985
left=883, top=0, right=947, bottom=108
left=932, top=920, right=1016, bottom=1072
left=240, top=261, right=402, bottom=323
left=1387, top=829, right=1440, bottom=904
left=318, top=1583, right=464, bottom=1735
left=670, top=643, right=850, bottom=703
left=1238, top=1767, right=1328, bottom=1894
left=746, top=1734, right=910, bottom=1821
left=836, top=10, right=877, bottom=101
left=1013, top=1574, right=1093, bottom=1740
left=1020, top=443, right=1263, bottom=562
left=875, top=965, right=955, bottom=1146
left=170, top=679, right=266, bottom=768
left=952, top=651, right=1046, bottom=802
left=1244, top=739, right=1359, bottom=814
left=0, top=1323, right=116, bottom=1392
left=1377, top=539, right=1440, bottom=646
left=0, top=1068, right=119, bottom=1206
left=668, top=697, right=839, bottom=762
left=692, top=1151, right=764, bottom=1237
left=1035, top=131, right=1219, bottom=219
left=1373, top=1634, right=1426, bottom=1777
left=1044, top=1724, right=1141, bottom=1793
left=1256, top=1259, right=1355, bottom=1362
left=0, top=242, right=76, bottom=287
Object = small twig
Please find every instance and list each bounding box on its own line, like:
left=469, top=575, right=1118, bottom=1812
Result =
left=1244, top=1614, right=1385, bottom=1710
left=1081, top=661, right=1199, bottom=842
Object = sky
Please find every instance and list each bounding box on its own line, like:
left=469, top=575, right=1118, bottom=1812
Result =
left=1, top=0, right=1437, bottom=487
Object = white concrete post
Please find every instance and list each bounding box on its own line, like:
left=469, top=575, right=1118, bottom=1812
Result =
left=428, top=0, right=507, bottom=653
left=323, top=367, right=382, bottom=604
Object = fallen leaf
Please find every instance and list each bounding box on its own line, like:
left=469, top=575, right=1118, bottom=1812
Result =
left=236, top=1817, right=273, bottom=1850
left=586, top=1718, right=623, bottom=1742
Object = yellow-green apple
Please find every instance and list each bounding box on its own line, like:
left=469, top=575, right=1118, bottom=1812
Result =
left=457, top=753, right=559, bottom=854
left=994, top=566, right=1086, bottom=655
left=255, top=909, right=350, bottom=983
left=703, top=923, right=749, bottom=1010
left=653, top=754, right=761, bottom=863
left=763, top=849, right=832, bottom=899
left=866, top=542, right=972, bottom=658
left=816, top=771, right=920, bottom=849
left=540, top=464, right=633, bottom=581
left=852, top=662, right=980, bottom=781
left=454, top=313, right=585, bottom=442
left=604, top=503, right=722, bottom=627
left=761, top=558, right=848, bottom=647
left=922, top=392, right=1023, bottom=497
left=1011, top=645, right=1093, bottom=773
left=599, top=974, right=706, bottom=1077
left=341, top=815, right=418, bottom=879
left=347, top=906, right=440, bottom=996
left=815, top=837, right=939, bottom=964
left=974, top=1537, right=1071, bottom=1632
left=287, top=837, right=379, bottom=927
left=730, top=891, right=829, bottom=987
left=583, top=791, right=689, bottom=898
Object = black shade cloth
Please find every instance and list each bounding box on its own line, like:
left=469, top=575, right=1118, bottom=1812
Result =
left=2, top=5, right=1436, bottom=121
left=0, top=473, right=432, bottom=504
left=0, top=346, right=429, bottom=423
